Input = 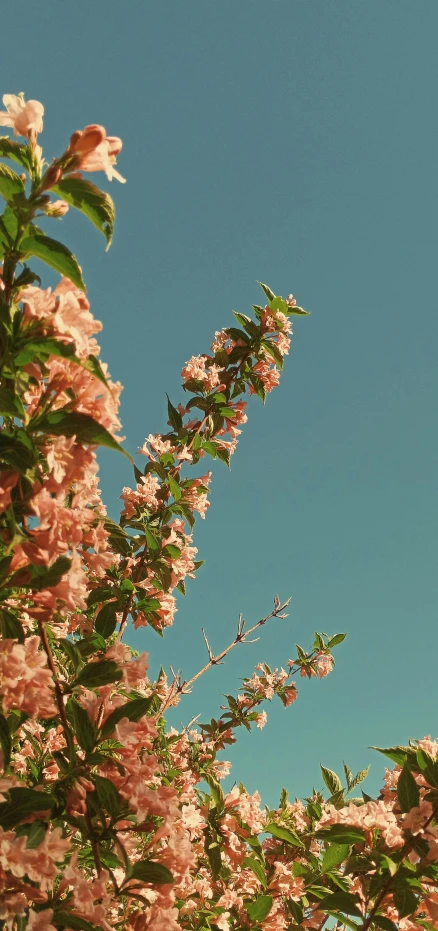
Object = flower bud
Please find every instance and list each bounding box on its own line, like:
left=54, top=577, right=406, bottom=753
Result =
left=39, top=163, right=63, bottom=191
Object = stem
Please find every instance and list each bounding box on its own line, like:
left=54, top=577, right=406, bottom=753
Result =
left=37, top=619, right=72, bottom=752
left=182, top=599, right=291, bottom=691
left=159, top=597, right=291, bottom=714
left=84, top=801, right=102, bottom=878
left=117, top=349, right=254, bottom=642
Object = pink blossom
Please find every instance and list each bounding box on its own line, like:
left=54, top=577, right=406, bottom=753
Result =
left=182, top=473, right=212, bottom=518
left=121, top=473, right=161, bottom=518
left=26, top=909, right=57, bottom=931
left=0, top=93, right=44, bottom=139
left=0, top=637, right=56, bottom=718
left=250, top=360, right=280, bottom=393
left=45, top=199, right=69, bottom=217
left=256, top=711, right=268, bottom=729
left=68, top=124, right=126, bottom=183
left=315, top=653, right=334, bottom=678
left=138, top=434, right=176, bottom=459
left=283, top=684, right=298, bottom=706
left=0, top=470, right=18, bottom=511
left=181, top=355, right=223, bottom=391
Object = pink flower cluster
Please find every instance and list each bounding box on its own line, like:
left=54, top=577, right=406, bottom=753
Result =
left=0, top=636, right=56, bottom=718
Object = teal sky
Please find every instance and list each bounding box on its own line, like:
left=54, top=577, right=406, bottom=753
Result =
left=3, top=1, right=438, bottom=804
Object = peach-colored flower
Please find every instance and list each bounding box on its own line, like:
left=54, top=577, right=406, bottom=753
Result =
left=0, top=93, right=44, bottom=140
left=68, top=124, right=125, bottom=183
left=45, top=199, right=69, bottom=217
left=26, top=909, right=57, bottom=931
left=256, top=711, right=268, bottom=729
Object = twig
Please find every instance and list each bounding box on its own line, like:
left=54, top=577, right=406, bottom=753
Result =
left=159, top=596, right=291, bottom=714
left=37, top=620, right=72, bottom=753
left=84, top=801, right=102, bottom=878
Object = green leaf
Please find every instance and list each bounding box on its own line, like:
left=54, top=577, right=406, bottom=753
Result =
left=257, top=281, right=276, bottom=302
left=0, top=713, right=11, bottom=771
left=202, top=771, right=224, bottom=807
left=58, top=638, right=82, bottom=672
left=0, top=787, right=55, bottom=829
left=202, top=440, right=218, bottom=458
left=144, top=525, right=160, bottom=551
left=349, top=766, right=370, bottom=791
left=30, top=555, right=71, bottom=590
left=261, top=338, right=284, bottom=369
left=393, top=884, right=418, bottom=919
left=373, top=918, right=398, bottom=931
left=80, top=354, right=112, bottom=389
left=318, top=891, right=362, bottom=917
left=14, top=336, right=78, bottom=367
left=163, top=543, right=181, bottom=559
left=74, top=660, right=123, bottom=690
left=316, top=824, right=367, bottom=845
left=95, top=601, right=118, bottom=639
left=54, top=912, right=105, bottom=931
left=53, top=177, right=115, bottom=248
left=0, top=609, right=24, bottom=642
left=166, top=394, right=183, bottom=430
left=344, top=762, right=354, bottom=792
left=321, top=843, right=350, bottom=874
left=101, top=695, right=155, bottom=738
left=0, top=430, right=38, bottom=473
left=0, top=163, right=25, bottom=203
left=21, top=820, right=47, bottom=849
left=0, top=387, right=24, bottom=418
left=67, top=699, right=96, bottom=753
left=416, top=749, right=438, bottom=789
left=233, top=311, right=252, bottom=327
left=75, top=631, right=106, bottom=655
left=371, top=746, right=412, bottom=767
left=216, top=445, right=231, bottom=467
left=397, top=763, right=420, bottom=813
left=380, top=854, right=397, bottom=876
left=288, top=900, right=304, bottom=924
left=245, top=895, right=273, bottom=922
left=92, top=774, right=122, bottom=820
left=20, top=232, right=85, bottom=290
left=242, top=856, right=267, bottom=888
left=125, top=859, right=174, bottom=885
left=0, top=137, right=31, bottom=172
left=168, top=473, right=182, bottom=501
left=33, top=409, right=131, bottom=459
left=328, top=633, right=347, bottom=647
left=321, top=764, right=343, bottom=795
left=265, top=822, right=304, bottom=848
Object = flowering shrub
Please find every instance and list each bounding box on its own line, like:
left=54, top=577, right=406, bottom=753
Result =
left=0, top=93, right=437, bottom=931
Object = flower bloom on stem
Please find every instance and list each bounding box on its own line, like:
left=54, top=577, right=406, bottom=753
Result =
left=0, top=93, right=44, bottom=140
left=44, top=199, right=69, bottom=217
left=0, top=637, right=56, bottom=718
left=181, top=355, right=224, bottom=391
left=315, top=652, right=334, bottom=678
left=67, top=123, right=126, bottom=182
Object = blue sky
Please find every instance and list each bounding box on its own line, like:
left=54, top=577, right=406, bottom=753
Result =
left=3, top=0, right=438, bottom=804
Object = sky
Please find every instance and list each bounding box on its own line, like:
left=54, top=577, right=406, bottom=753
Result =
left=2, top=0, right=438, bottom=805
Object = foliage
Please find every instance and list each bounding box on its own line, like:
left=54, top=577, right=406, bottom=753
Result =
left=0, top=92, right=436, bottom=931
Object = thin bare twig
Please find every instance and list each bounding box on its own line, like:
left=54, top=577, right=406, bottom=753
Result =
left=159, top=596, right=291, bottom=714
